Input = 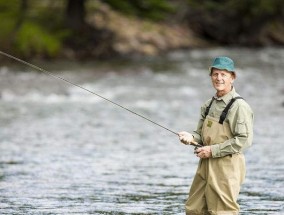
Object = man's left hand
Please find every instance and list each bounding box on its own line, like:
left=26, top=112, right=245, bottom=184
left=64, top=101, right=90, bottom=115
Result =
left=195, top=146, right=212, bottom=159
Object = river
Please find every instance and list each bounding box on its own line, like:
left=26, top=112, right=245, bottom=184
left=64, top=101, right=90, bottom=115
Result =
left=0, top=48, right=284, bottom=214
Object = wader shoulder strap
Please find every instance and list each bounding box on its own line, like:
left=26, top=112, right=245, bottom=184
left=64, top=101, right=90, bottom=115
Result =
left=219, top=96, right=243, bottom=124
left=204, top=97, right=215, bottom=118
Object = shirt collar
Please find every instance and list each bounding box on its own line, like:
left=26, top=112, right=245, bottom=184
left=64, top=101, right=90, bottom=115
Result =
left=213, top=87, right=236, bottom=105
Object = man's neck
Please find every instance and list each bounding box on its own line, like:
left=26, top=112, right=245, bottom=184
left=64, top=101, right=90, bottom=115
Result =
left=216, top=87, right=233, bottom=97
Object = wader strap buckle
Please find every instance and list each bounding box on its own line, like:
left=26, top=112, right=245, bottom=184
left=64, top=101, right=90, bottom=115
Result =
left=219, top=96, right=243, bottom=124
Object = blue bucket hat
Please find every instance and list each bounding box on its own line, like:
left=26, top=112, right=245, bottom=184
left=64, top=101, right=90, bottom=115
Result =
left=210, top=56, right=235, bottom=74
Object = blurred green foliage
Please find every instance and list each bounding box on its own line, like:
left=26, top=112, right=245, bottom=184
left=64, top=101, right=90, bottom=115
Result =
left=0, top=0, right=177, bottom=59
left=103, top=0, right=176, bottom=21
left=0, top=0, right=68, bottom=58
left=187, top=0, right=284, bottom=18
left=15, top=22, right=62, bottom=57
left=186, top=0, right=284, bottom=44
left=0, top=1, right=19, bottom=41
left=0, top=0, right=283, bottom=59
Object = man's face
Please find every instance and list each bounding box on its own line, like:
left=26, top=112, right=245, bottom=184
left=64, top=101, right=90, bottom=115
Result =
left=211, top=69, right=235, bottom=94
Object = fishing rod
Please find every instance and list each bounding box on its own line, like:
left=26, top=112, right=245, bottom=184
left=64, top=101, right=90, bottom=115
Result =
left=0, top=50, right=201, bottom=147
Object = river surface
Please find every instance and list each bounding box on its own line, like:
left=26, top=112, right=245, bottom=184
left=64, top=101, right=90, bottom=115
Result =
left=0, top=48, right=284, bottom=214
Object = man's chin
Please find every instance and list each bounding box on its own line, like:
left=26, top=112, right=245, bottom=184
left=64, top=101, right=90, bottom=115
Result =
left=214, top=86, right=224, bottom=91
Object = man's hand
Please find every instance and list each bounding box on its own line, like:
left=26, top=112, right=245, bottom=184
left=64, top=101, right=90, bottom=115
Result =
left=195, top=146, right=212, bottom=159
left=178, top=131, right=194, bottom=145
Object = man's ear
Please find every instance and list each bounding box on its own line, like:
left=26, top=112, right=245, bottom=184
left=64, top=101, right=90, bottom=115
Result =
left=231, top=72, right=236, bottom=84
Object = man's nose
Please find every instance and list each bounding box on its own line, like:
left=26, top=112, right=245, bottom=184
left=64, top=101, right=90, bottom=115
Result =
left=216, top=74, right=222, bottom=80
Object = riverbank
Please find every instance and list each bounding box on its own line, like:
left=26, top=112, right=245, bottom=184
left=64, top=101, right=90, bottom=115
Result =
left=62, top=3, right=207, bottom=60
left=0, top=0, right=283, bottom=61
left=61, top=1, right=284, bottom=60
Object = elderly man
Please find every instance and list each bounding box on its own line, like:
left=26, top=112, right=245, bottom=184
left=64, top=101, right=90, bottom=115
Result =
left=179, top=56, right=253, bottom=215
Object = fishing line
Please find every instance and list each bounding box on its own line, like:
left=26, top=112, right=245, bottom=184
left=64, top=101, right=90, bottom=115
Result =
left=0, top=50, right=179, bottom=136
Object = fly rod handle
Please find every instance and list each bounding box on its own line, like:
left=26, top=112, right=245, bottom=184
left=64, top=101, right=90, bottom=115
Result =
left=190, top=141, right=203, bottom=148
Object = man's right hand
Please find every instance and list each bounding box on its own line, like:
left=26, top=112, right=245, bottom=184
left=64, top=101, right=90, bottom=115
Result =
left=178, top=131, right=194, bottom=145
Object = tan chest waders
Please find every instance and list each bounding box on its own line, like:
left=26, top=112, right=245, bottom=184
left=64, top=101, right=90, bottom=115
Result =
left=186, top=97, right=246, bottom=215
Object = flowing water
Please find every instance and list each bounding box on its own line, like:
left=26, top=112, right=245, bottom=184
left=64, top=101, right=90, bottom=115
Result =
left=0, top=48, right=284, bottom=214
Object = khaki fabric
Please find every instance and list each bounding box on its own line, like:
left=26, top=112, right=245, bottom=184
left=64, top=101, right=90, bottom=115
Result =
left=185, top=116, right=246, bottom=215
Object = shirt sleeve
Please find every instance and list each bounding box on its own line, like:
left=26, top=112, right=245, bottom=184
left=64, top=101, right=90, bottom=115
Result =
left=211, top=101, right=254, bottom=158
